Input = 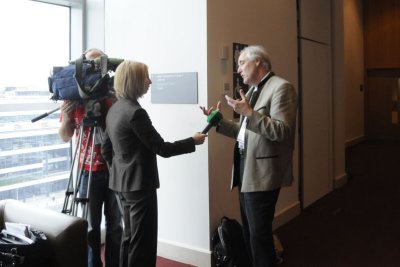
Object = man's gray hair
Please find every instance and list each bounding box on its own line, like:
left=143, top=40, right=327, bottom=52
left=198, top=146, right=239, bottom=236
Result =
left=241, top=45, right=272, bottom=70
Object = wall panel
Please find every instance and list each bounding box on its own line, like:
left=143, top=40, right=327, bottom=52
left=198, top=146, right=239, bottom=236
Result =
left=364, top=0, right=400, bottom=69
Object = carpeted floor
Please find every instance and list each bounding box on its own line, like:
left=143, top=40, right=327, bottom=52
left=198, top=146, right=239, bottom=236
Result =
left=100, top=140, right=400, bottom=266
left=156, top=256, right=194, bottom=267
left=274, top=140, right=400, bottom=267
left=100, top=248, right=194, bottom=267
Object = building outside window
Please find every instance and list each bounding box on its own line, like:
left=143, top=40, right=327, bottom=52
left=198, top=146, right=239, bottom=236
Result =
left=0, top=0, right=71, bottom=211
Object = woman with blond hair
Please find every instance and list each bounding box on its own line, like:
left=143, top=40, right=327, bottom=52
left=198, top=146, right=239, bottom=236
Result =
left=102, top=60, right=206, bottom=266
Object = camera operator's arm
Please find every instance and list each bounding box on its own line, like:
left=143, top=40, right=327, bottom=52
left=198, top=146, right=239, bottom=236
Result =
left=58, top=101, right=77, bottom=142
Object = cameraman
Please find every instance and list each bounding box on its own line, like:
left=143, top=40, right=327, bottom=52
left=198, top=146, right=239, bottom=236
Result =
left=59, top=48, right=122, bottom=267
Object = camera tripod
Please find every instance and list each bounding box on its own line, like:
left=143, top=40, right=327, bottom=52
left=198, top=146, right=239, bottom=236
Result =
left=61, top=115, right=105, bottom=219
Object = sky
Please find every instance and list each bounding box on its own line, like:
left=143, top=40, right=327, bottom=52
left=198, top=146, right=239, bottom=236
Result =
left=0, top=0, right=69, bottom=90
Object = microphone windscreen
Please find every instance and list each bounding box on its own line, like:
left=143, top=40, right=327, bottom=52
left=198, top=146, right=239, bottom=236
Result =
left=93, top=57, right=124, bottom=70
left=108, top=58, right=125, bottom=66
left=207, top=110, right=223, bottom=126
left=201, top=110, right=223, bottom=134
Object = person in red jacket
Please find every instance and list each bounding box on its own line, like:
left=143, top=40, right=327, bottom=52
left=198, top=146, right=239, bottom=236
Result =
left=59, top=48, right=122, bottom=267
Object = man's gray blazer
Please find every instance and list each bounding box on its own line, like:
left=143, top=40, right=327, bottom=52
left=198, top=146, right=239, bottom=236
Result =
left=217, top=75, right=298, bottom=192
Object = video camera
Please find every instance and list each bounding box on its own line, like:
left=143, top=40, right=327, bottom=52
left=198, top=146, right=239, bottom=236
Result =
left=31, top=55, right=123, bottom=123
left=48, top=54, right=124, bottom=101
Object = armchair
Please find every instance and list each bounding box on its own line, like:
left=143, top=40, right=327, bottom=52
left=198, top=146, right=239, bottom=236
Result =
left=0, top=199, right=88, bottom=267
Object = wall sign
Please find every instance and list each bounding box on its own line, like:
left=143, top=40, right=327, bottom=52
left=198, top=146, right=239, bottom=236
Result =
left=151, top=72, right=198, bottom=104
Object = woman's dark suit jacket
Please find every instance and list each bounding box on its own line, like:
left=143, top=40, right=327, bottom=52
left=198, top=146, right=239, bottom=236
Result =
left=101, top=99, right=195, bottom=192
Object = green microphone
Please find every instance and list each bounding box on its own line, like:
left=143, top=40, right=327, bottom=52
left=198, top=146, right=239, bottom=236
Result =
left=93, top=56, right=125, bottom=72
left=202, top=110, right=223, bottom=134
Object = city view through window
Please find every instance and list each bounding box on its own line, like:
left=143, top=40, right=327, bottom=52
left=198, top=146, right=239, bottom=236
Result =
left=0, top=0, right=71, bottom=211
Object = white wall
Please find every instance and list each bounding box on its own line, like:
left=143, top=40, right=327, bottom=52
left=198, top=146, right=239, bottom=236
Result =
left=103, top=0, right=210, bottom=265
left=85, top=0, right=105, bottom=52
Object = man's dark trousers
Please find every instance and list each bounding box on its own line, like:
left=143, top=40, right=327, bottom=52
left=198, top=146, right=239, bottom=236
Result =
left=239, top=186, right=280, bottom=267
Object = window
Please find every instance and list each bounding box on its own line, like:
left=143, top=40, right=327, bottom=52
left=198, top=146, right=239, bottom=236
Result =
left=0, top=0, right=71, bottom=211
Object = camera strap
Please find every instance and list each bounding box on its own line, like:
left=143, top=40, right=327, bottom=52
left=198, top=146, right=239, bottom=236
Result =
left=74, top=54, right=87, bottom=97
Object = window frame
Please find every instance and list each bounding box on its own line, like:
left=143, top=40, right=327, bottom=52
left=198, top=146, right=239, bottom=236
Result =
left=0, top=0, right=85, bottom=210
left=33, top=0, right=85, bottom=60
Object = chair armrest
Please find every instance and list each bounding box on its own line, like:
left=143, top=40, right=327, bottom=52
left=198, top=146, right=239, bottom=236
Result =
left=0, top=199, right=88, bottom=267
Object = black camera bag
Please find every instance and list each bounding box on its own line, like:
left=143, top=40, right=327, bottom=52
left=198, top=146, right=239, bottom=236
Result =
left=48, top=54, right=110, bottom=101
left=0, top=229, right=53, bottom=267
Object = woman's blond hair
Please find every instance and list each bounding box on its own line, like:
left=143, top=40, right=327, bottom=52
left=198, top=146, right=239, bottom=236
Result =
left=113, top=60, right=149, bottom=101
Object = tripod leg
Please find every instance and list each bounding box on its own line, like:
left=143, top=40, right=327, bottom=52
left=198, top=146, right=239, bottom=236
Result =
left=61, top=163, right=76, bottom=214
left=72, top=125, right=91, bottom=217
left=81, top=126, right=97, bottom=219
left=62, top=125, right=82, bottom=215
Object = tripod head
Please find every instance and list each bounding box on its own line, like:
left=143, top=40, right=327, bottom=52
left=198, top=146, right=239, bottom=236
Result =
left=82, top=115, right=103, bottom=128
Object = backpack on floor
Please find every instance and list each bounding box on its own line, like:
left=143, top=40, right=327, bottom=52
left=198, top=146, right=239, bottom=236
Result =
left=211, top=216, right=285, bottom=266
left=211, top=216, right=251, bottom=267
